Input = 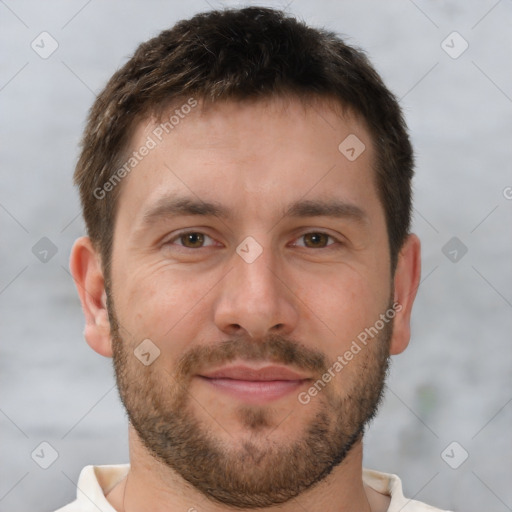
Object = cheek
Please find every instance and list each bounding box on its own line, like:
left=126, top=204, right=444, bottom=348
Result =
left=113, top=261, right=213, bottom=352
left=295, top=266, right=389, bottom=350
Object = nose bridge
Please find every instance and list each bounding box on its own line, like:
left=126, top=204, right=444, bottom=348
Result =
left=213, top=235, right=298, bottom=338
left=235, top=238, right=278, bottom=302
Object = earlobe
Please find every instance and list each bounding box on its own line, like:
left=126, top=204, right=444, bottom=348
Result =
left=389, top=234, right=421, bottom=355
left=69, top=237, right=113, bottom=358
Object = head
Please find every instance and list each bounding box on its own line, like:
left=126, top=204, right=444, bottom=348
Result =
left=70, top=6, right=421, bottom=508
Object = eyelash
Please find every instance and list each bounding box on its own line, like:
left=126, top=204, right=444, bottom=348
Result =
left=164, top=230, right=341, bottom=250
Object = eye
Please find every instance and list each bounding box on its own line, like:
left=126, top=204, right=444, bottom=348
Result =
left=166, top=231, right=217, bottom=249
left=293, top=232, right=339, bottom=249
left=164, top=230, right=340, bottom=250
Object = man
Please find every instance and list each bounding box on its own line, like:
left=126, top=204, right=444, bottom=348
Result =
left=59, top=5, right=448, bottom=511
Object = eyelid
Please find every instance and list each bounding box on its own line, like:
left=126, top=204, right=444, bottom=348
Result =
left=164, top=229, right=219, bottom=247
left=290, top=230, right=341, bottom=248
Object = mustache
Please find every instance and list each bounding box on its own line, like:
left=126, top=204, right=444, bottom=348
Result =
left=173, top=333, right=328, bottom=380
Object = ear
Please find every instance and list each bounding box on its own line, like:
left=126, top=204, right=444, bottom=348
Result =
left=389, top=233, right=421, bottom=355
left=69, top=236, right=112, bottom=357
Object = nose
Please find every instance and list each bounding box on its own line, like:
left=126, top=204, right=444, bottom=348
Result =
left=213, top=240, right=299, bottom=340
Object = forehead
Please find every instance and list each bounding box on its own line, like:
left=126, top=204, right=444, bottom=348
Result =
left=114, top=95, right=381, bottom=229
left=147, top=94, right=368, bottom=158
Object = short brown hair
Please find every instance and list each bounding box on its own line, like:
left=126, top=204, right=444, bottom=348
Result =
left=74, top=6, right=414, bottom=280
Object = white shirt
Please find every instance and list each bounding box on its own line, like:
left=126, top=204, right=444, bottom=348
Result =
left=55, top=465, right=451, bottom=512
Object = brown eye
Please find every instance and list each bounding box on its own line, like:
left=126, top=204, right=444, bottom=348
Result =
left=302, top=232, right=332, bottom=248
left=179, top=232, right=205, bottom=248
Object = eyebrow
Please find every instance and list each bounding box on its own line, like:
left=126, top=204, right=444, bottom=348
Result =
left=140, top=195, right=368, bottom=227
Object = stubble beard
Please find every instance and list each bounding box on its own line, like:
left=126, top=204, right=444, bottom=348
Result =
left=108, top=294, right=392, bottom=508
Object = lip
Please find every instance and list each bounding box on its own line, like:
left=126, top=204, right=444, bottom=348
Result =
left=199, top=364, right=310, bottom=381
left=197, top=364, right=311, bottom=404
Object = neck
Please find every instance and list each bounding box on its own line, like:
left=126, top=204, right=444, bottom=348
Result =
left=106, top=426, right=389, bottom=512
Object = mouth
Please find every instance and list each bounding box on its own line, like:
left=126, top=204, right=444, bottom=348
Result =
left=197, top=364, right=312, bottom=404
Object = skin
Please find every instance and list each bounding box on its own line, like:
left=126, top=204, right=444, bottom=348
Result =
left=70, top=95, right=421, bottom=512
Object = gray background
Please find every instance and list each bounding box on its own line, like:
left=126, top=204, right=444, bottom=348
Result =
left=1, top=1, right=511, bottom=511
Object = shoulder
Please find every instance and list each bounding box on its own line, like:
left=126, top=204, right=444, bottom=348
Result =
left=51, top=464, right=130, bottom=512
left=363, top=468, right=453, bottom=512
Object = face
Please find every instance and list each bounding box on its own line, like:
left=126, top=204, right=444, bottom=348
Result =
left=106, top=96, right=396, bottom=507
